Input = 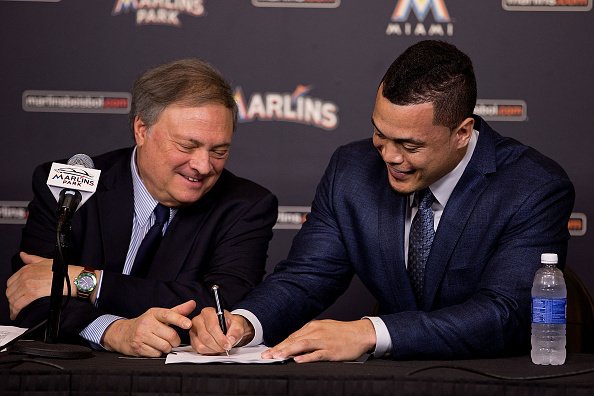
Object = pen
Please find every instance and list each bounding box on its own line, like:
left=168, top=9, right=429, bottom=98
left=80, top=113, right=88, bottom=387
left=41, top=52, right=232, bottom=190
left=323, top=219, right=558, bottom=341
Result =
left=211, top=284, right=229, bottom=356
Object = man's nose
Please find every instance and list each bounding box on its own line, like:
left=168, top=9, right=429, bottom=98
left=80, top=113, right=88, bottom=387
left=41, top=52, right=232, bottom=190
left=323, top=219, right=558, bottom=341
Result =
left=188, top=149, right=212, bottom=175
left=380, top=142, right=404, bottom=164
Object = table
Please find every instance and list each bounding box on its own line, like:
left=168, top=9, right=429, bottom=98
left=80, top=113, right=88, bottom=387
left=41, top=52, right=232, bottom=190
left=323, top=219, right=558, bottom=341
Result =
left=1, top=350, right=594, bottom=395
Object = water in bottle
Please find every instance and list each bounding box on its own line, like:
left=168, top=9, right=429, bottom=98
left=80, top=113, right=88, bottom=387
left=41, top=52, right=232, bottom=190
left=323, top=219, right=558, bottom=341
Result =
left=531, top=253, right=566, bottom=365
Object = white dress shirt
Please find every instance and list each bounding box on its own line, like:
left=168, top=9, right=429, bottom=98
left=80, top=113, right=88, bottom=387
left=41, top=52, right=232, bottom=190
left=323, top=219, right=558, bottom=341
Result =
left=79, top=147, right=176, bottom=347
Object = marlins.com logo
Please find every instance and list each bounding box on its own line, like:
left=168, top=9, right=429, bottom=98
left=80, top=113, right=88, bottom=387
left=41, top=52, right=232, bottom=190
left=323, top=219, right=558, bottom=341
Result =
left=0, top=202, right=29, bottom=225
left=234, top=85, right=339, bottom=131
left=387, top=0, right=454, bottom=36
left=474, top=99, right=527, bottom=122
left=503, top=0, right=592, bottom=11
left=252, top=0, right=340, bottom=8
left=23, top=90, right=130, bottom=114
left=112, top=0, right=205, bottom=27
left=275, top=206, right=310, bottom=229
left=569, top=212, right=587, bottom=237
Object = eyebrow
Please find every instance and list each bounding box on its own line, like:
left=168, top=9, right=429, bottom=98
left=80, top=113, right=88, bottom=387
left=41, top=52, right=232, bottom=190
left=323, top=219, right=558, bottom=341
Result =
left=370, top=117, right=425, bottom=146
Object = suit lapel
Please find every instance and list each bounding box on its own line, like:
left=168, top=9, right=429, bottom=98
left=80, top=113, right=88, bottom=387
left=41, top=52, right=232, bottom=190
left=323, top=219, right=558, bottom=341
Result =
left=378, top=184, right=417, bottom=309
left=147, top=203, right=212, bottom=280
left=96, top=153, right=134, bottom=273
left=423, top=117, right=497, bottom=309
left=146, top=172, right=226, bottom=280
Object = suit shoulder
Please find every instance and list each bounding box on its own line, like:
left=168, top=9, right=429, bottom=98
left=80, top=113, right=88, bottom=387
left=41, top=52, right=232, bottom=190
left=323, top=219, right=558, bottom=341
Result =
left=334, top=138, right=384, bottom=168
left=336, top=138, right=376, bottom=156
left=494, top=136, right=571, bottom=183
left=328, top=138, right=380, bottom=168
left=91, top=147, right=133, bottom=173
left=217, top=170, right=276, bottom=201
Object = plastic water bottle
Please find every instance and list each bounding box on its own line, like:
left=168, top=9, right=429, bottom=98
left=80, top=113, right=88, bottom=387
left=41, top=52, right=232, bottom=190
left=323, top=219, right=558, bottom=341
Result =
left=531, top=253, right=566, bottom=365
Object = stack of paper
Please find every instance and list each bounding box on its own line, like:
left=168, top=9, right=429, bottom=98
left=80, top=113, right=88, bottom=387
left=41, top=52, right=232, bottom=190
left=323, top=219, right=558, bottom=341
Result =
left=165, top=345, right=288, bottom=364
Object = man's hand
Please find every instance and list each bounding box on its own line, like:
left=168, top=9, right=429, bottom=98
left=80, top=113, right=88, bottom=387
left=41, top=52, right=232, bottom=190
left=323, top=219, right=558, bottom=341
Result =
left=189, top=307, right=254, bottom=355
left=6, top=252, right=94, bottom=320
left=261, top=319, right=376, bottom=363
left=102, top=300, right=196, bottom=357
left=6, top=252, right=53, bottom=319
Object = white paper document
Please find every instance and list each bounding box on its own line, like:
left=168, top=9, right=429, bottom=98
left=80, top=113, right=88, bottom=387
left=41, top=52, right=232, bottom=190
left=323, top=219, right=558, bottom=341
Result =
left=0, top=325, right=28, bottom=351
left=165, top=345, right=288, bottom=364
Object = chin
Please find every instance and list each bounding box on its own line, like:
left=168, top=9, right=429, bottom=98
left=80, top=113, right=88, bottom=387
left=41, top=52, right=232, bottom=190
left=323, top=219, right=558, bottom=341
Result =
left=183, top=193, right=208, bottom=205
left=389, top=184, right=412, bottom=195
left=387, top=179, right=414, bottom=195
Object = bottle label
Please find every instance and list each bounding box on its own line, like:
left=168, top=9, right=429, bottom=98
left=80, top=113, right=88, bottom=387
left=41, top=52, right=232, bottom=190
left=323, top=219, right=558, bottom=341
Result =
left=532, top=298, right=567, bottom=324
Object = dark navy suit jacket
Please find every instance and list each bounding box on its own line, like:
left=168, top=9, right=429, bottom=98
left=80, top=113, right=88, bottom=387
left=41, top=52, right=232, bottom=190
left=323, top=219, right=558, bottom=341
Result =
left=12, top=147, right=278, bottom=344
left=236, top=116, right=575, bottom=359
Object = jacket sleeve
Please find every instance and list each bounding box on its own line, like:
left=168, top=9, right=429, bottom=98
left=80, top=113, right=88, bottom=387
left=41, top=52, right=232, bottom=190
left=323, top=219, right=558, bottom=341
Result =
left=235, top=148, right=355, bottom=345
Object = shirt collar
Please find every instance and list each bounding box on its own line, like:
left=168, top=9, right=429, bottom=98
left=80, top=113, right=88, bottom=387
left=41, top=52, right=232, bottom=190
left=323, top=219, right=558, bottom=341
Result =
left=409, top=129, right=479, bottom=209
left=130, top=146, right=160, bottom=226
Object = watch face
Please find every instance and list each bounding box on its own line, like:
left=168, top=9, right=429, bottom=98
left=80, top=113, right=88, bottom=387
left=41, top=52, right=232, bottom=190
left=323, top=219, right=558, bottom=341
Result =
left=75, top=274, right=96, bottom=292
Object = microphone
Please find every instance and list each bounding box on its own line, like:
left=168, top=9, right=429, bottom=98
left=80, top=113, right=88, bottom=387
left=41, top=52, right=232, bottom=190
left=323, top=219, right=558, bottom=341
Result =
left=46, top=153, right=101, bottom=228
left=8, top=154, right=100, bottom=358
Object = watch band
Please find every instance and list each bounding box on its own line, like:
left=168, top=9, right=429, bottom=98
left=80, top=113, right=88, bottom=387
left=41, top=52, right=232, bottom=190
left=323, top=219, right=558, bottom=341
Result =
left=74, top=267, right=97, bottom=300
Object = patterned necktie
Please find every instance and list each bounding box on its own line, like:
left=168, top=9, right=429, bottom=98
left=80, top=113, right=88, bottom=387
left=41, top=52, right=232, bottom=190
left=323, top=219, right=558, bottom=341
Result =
left=408, top=188, right=435, bottom=305
left=131, top=203, right=169, bottom=277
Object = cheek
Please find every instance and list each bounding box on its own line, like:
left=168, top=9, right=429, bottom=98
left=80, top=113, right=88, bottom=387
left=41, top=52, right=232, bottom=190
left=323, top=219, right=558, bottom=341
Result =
left=420, top=152, right=449, bottom=177
left=211, top=158, right=227, bottom=174
left=166, top=150, right=192, bottom=168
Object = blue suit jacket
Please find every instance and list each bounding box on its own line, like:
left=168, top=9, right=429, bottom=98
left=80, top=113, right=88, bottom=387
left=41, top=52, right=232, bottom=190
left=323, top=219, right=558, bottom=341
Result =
left=236, top=116, right=575, bottom=359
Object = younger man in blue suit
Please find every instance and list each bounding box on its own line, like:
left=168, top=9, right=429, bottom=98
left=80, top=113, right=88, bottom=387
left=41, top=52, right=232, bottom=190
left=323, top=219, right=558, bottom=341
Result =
left=190, top=40, right=574, bottom=361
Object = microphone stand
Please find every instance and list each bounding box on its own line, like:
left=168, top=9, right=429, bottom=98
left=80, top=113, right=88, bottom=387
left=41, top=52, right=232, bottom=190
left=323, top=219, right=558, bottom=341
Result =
left=9, top=202, right=92, bottom=359
left=45, top=218, right=74, bottom=342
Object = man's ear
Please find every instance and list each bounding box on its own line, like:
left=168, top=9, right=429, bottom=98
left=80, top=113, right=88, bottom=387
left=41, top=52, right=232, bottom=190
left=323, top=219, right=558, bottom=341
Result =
left=133, top=116, right=148, bottom=146
left=455, top=117, right=475, bottom=149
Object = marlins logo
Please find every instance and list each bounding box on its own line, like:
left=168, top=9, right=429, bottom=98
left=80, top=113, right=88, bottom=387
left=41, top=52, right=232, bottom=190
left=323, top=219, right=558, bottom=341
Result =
left=234, top=85, right=339, bottom=131
left=387, top=0, right=454, bottom=36
left=112, top=0, right=205, bottom=27
left=52, top=166, right=96, bottom=188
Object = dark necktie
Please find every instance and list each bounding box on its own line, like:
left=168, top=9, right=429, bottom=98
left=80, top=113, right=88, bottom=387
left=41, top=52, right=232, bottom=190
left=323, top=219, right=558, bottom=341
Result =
left=131, top=203, right=169, bottom=278
left=408, top=188, right=435, bottom=305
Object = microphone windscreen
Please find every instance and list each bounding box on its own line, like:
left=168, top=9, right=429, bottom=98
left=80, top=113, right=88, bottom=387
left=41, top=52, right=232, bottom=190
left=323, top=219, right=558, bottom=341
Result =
left=67, top=153, right=94, bottom=169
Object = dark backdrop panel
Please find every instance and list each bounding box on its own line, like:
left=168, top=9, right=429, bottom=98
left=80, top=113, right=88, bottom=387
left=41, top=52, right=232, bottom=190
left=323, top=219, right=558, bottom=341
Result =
left=0, top=1, right=592, bottom=329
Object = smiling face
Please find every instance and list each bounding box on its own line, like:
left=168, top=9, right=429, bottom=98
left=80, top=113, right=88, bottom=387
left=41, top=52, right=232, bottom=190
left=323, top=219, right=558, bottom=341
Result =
left=371, top=88, right=474, bottom=195
left=134, top=103, right=234, bottom=207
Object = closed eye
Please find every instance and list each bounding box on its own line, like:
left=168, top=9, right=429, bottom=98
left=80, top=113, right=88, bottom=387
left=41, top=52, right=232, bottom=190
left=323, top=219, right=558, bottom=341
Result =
left=402, top=144, right=422, bottom=153
left=210, top=149, right=229, bottom=159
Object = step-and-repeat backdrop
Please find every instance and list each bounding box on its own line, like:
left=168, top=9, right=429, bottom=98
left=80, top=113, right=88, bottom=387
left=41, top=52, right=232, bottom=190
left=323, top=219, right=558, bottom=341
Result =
left=1, top=0, right=592, bottom=323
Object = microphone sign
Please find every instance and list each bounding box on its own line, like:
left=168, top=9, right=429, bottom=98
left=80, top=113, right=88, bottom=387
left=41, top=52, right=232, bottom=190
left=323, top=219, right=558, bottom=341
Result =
left=46, top=162, right=101, bottom=211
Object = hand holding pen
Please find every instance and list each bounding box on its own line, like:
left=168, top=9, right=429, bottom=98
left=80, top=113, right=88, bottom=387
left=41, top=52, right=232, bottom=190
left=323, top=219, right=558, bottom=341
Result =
left=189, top=299, right=256, bottom=355
left=211, top=284, right=229, bottom=356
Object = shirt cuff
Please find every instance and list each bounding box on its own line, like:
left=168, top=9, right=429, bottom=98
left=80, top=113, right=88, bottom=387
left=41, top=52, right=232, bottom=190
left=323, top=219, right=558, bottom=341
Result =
left=231, top=309, right=263, bottom=346
left=79, top=314, right=124, bottom=350
left=363, top=316, right=392, bottom=357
